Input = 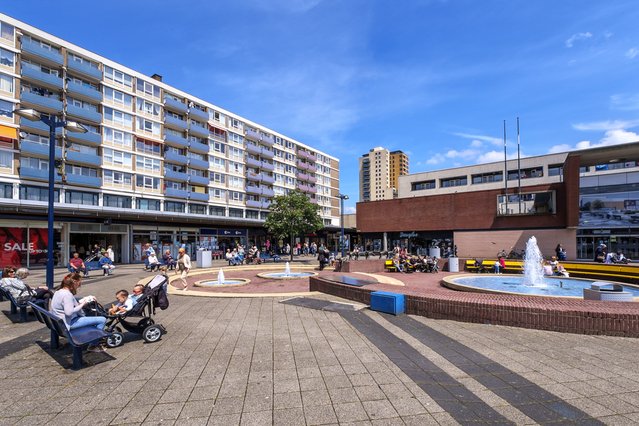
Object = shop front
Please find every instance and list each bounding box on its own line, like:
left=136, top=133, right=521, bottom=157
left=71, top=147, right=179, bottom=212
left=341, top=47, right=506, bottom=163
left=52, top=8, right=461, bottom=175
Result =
left=577, top=228, right=639, bottom=260
left=66, top=222, right=129, bottom=264
left=0, top=220, right=61, bottom=268
left=199, top=228, right=248, bottom=254
left=381, top=230, right=454, bottom=256
left=132, top=226, right=200, bottom=264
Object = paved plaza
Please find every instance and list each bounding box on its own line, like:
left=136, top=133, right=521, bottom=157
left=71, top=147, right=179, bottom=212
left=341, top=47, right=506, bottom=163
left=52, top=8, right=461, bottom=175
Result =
left=0, top=264, right=638, bottom=425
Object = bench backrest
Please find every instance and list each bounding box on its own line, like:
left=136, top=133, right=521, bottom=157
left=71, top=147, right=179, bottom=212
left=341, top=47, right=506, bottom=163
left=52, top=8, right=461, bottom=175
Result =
left=28, top=302, right=70, bottom=339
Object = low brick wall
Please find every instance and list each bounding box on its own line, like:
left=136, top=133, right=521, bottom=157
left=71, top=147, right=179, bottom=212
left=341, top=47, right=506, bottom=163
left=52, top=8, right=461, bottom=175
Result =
left=310, top=276, right=639, bottom=338
left=340, top=260, right=387, bottom=273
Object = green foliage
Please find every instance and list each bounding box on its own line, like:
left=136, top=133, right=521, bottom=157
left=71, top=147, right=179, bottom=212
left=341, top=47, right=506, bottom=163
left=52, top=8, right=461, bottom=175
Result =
left=264, top=190, right=323, bottom=242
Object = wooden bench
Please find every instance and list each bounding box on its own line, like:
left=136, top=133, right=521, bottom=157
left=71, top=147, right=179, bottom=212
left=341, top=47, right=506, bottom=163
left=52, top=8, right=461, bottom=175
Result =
left=0, top=288, right=47, bottom=322
left=561, top=263, right=639, bottom=285
left=28, top=302, right=112, bottom=370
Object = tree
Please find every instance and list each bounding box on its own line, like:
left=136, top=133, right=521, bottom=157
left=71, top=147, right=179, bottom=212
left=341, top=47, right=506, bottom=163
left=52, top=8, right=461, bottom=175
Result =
left=264, top=190, right=323, bottom=261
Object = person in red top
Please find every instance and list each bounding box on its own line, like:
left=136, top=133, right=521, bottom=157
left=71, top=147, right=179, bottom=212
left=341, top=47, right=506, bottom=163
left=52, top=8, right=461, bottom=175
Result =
left=68, top=252, right=88, bottom=277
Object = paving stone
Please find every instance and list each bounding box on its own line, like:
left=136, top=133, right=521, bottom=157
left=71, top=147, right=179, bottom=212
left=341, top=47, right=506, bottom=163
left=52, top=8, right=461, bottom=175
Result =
left=302, top=389, right=332, bottom=407
left=143, top=402, right=184, bottom=422
left=361, top=400, right=400, bottom=420
left=207, top=413, right=241, bottom=425
left=355, top=385, right=387, bottom=402
left=240, top=410, right=272, bottom=425
left=334, top=401, right=370, bottom=423
left=179, top=400, right=214, bottom=419
left=110, top=404, right=155, bottom=424
left=328, top=387, right=360, bottom=404
left=274, top=391, right=303, bottom=409
left=273, top=408, right=305, bottom=425
left=304, top=404, right=338, bottom=425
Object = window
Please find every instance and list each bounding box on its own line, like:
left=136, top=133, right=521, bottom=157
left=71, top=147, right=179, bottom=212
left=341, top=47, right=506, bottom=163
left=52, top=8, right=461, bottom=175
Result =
left=212, top=141, right=226, bottom=154
left=136, top=79, right=160, bottom=98
left=104, top=66, right=132, bottom=88
left=471, top=171, right=503, bottom=185
left=189, top=204, right=207, bottom=215
left=103, top=170, right=132, bottom=186
left=0, top=22, right=14, bottom=41
left=136, top=155, right=161, bottom=173
left=508, top=167, right=543, bottom=180
left=548, top=164, right=564, bottom=177
left=228, top=208, right=243, bottom=218
left=210, top=172, right=226, bottom=184
left=104, top=87, right=132, bottom=108
left=228, top=176, right=244, bottom=188
left=20, top=156, right=48, bottom=170
left=228, top=146, right=244, bottom=159
left=19, top=185, right=59, bottom=202
left=210, top=188, right=226, bottom=200
left=210, top=156, right=226, bottom=171
left=103, top=194, right=131, bottom=208
left=210, top=206, right=226, bottom=216
left=136, top=117, right=161, bottom=136
left=165, top=181, right=185, bottom=190
left=230, top=118, right=241, bottom=129
left=440, top=176, right=467, bottom=188
left=0, top=99, right=13, bottom=118
left=136, top=175, right=160, bottom=190
left=164, top=201, right=185, bottom=213
left=228, top=161, right=243, bottom=174
left=136, top=198, right=160, bottom=211
left=104, top=127, right=133, bottom=148
left=497, top=191, right=556, bottom=216
left=67, top=53, right=98, bottom=69
left=0, top=47, right=14, bottom=67
left=245, top=210, right=259, bottom=219
left=65, top=190, right=98, bottom=205
left=0, top=149, right=11, bottom=167
left=104, top=107, right=133, bottom=128
left=0, top=182, right=11, bottom=198
left=136, top=138, right=161, bottom=156
left=0, top=72, right=13, bottom=93
left=228, top=132, right=243, bottom=145
left=136, top=98, right=161, bottom=116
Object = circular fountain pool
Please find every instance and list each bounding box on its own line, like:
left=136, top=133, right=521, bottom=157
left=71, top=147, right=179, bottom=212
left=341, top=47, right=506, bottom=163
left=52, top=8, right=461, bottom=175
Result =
left=194, top=278, right=250, bottom=287
left=257, top=271, right=317, bottom=280
left=444, top=275, right=639, bottom=298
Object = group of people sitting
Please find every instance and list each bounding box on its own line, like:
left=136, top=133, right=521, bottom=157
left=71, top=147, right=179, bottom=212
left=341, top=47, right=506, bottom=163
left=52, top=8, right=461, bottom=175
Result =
left=68, top=247, right=116, bottom=277
left=594, top=243, right=631, bottom=264
left=225, top=244, right=267, bottom=265
left=143, top=244, right=191, bottom=279
left=0, top=266, right=53, bottom=305
left=543, top=257, right=570, bottom=277
left=392, top=253, right=439, bottom=273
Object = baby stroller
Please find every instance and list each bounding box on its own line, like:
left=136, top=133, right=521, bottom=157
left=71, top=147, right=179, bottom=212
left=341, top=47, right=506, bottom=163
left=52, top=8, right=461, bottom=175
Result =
left=89, top=275, right=169, bottom=348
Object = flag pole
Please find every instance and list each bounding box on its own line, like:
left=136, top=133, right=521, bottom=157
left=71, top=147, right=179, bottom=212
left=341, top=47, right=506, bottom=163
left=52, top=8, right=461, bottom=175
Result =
left=503, top=120, right=508, bottom=215
left=517, top=117, right=522, bottom=214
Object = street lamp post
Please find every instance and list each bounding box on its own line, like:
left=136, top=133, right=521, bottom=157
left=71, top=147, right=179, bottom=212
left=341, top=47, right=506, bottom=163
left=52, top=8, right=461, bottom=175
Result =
left=338, top=194, right=349, bottom=258
left=13, top=108, right=87, bottom=289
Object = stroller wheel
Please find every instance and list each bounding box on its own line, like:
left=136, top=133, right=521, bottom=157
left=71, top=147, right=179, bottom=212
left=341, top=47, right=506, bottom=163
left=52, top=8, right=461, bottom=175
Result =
left=143, top=325, right=163, bottom=343
left=106, top=332, right=124, bottom=348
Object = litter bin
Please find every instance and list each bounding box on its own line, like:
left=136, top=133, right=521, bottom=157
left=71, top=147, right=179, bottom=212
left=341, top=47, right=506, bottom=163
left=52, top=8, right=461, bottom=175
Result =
left=429, top=247, right=441, bottom=258
left=448, top=257, right=459, bottom=272
left=198, top=249, right=212, bottom=268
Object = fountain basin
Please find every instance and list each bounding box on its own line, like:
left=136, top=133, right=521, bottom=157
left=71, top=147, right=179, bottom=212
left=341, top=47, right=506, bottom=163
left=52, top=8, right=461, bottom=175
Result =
left=194, top=278, right=251, bottom=287
left=257, top=271, right=318, bottom=280
left=443, top=274, right=639, bottom=299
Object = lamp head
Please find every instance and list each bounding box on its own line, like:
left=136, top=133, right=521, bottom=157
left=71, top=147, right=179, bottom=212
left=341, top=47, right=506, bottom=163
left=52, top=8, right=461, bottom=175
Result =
left=13, top=108, right=41, bottom=121
left=64, top=121, right=88, bottom=133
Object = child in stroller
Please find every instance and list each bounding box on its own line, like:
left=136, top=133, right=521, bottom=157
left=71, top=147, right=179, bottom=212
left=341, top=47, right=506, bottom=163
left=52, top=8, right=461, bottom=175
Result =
left=90, top=274, right=169, bottom=347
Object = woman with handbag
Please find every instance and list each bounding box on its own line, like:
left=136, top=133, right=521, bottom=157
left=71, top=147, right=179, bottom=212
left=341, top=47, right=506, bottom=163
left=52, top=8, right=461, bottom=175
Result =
left=0, top=267, right=53, bottom=305
left=177, top=248, right=191, bottom=289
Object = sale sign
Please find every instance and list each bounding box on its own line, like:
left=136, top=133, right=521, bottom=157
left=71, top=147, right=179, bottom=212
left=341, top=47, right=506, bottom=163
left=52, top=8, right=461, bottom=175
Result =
left=0, top=227, right=48, bottom=268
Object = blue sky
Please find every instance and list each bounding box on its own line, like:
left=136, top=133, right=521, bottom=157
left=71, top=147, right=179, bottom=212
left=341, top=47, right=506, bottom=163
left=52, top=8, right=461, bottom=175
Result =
left=4, top=1, right=639, bottom=212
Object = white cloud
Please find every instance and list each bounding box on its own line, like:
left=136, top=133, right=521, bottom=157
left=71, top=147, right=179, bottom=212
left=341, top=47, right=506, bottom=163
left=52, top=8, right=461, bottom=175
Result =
left=470, top=139, right=483, bottom=148
left=547, top=144, right=572, bottom=154
left=425, top=153, right=446, bottom=165
left=610, top=93, right=639, bottom=111
left=572, top=119, right=639, bottom=131
left=565, top=32, right=593, bottom=48
left=477, top=150, right=518, bottom=164
left=452, top=132, right=503, bottom=146
left=446, top=148, right=478, bottom=160
left=547, top=130, right=639, bottom=154
left=626, top=47, right=639, bottom=59
left=344, top=206, right=356, bottom=214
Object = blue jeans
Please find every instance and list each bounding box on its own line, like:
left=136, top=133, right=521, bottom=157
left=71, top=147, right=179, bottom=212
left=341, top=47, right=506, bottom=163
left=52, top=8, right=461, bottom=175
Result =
left=69, top=315, right=106, bottom=331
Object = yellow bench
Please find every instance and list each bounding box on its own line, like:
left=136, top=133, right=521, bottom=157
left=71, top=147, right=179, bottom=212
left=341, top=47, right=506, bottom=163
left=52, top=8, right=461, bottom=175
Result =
left=465, top=259, right=524, bottom=273
left=384, top=260, right=397, bottom=272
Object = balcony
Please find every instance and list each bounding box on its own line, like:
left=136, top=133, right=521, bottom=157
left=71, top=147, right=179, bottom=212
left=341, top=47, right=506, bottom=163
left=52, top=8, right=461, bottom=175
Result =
left=261, top=201, right=271, bottom=209
left=246, top=157, right=261, bottom=168
left=307, top=175, right=317, bottom=183
left=188, top=156, right=208, bottom=170
left=260, top=161, right=274, bottom=171
left=68, top=130, right=101, bottom=146
left=164, top=132, right=189, bottom=148
left=307, top=185, right=317, bottom=193
left=245, top=128, right=260, bottom=142
left=298, top=150, right=317, bottom=161
left=164, top=114, right=187, bottom=130
left=20, top=38, right=63, bottom=66
left=261, top=188, right=275, bottom=197
left=20, top=117, right=53, bottom=134
left=66, top=150, right=101, bottom=167
left=20, top=140, right=62, bottom=158
left=188, top=123, right=209, bottom=139
left=163, top=95, right=188, bottom=114
left=164, top=169, right=189, bottom=182
left=67, top=60, right=102, bottom=81
left=21, top=67, right=63, bottom=89
left=165, top=187, right=188, bottom=199
left=66, top=104, right=102, bottom=123
left=20, top=166, right=52, bottom=181
left=260, top=133, right=274, bottom=146
left=309, top=197, right=318, bottom=204
left=20, top=91, right=63, bottom=114
left=247, top=172, right=262, bottom=182
left=306, top=163, right=317, bottom=172
left=246, top=199, right=262, bottom=209
left=188, top=174, right=209, bottom=186
left=189, top=191, right=209, bottom=202
left=260, top=147, right=274, bottom=159
left=296, top=160, right=309, bottom=170
left=188, top=140, right=209, bottom=154
left=66, top=173, right=101, bottom=187
left=188, top=107, right=208, bottom=122
left=67, top=80, right=102, bottom=102
left=246, top=185, right=262, bottom=195
left=165, top=150, right=188, bottom=165
left=297, top=183, right=309, bottom=192
left=261, top=174, right=275, bottom=184
left=298, top=172, right=309, bottom=181
left=246, top=143, right=261, bottom=155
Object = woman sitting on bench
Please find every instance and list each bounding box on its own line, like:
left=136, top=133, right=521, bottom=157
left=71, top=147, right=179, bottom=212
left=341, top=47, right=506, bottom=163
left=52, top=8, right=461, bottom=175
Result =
left=50, top=273, right=107, bottom=352
left=0, top=267, right=53, bottom=304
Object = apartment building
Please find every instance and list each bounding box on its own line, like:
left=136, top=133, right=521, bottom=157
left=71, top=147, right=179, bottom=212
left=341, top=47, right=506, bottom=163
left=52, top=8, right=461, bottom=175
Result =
left=0, top=14, right=340, bottom=267
left=359, top=147, right=408, bottom=202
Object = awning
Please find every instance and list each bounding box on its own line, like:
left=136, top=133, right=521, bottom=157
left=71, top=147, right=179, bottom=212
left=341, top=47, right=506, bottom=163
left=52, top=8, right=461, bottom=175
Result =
left=0, top=125, right=17, bottom=141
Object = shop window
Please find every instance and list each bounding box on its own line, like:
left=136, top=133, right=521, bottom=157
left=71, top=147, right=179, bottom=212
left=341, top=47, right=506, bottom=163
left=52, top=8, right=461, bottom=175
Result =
left=228, top=208, right=243, bottom=218
left=165, top=201, right=185, bottom=213
left=103, top=194, right=131, bottom=208
left=0, top=182, right=11, bottom=198
left=245, top=210, right=259, bottom=219
left=65, top=190, right=98, bottom=206
left=19, top=185, right=59, bottom=202
left=136, top=198, right=160, bottom=211
left=210, top=206, right=226, bottom=216
left=189, top=204, right=207, bottom=215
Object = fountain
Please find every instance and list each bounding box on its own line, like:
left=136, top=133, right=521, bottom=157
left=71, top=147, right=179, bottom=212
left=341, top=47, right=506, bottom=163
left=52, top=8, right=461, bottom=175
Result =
left=523, top=236, right=545, bottom=286
left=217, top=268, right=225, bottom=285
left=195, top=268, right=249, bottom=287
left=257, top=261, right=318, bottom=280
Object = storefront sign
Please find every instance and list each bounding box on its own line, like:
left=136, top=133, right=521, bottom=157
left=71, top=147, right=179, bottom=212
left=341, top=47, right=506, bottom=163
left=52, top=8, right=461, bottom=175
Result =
left=219, top=229, right=247, bottom=236
left=0, top=227, right=48, bottom=268
left=592, top=229, right=611, bottom=235
left=400, top=232, right=418, bottom=238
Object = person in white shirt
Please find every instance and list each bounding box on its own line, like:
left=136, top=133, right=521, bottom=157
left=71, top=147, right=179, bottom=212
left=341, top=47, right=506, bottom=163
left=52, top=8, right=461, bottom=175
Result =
left=106, top=245, right=115, bottom=262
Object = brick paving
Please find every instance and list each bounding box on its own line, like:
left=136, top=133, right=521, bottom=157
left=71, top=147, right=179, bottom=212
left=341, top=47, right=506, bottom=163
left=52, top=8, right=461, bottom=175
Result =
left=0, top=264, right=637, bottom=424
